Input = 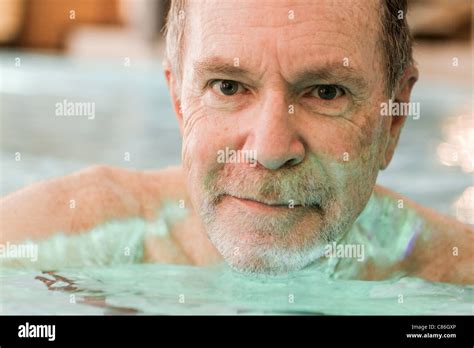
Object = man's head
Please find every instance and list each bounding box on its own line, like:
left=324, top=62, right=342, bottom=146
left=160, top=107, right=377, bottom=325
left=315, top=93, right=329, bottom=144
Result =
left=163, top=0, right=418, bottom=274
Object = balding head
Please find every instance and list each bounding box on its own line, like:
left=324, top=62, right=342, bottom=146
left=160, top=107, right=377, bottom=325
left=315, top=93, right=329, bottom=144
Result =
left=164, top=0, right=413, bottom=97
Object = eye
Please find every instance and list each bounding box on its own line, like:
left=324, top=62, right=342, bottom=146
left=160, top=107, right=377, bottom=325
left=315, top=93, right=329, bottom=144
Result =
left=310, top=85, right=345, bottom=100
left=210, top=80, right=245, bottom=96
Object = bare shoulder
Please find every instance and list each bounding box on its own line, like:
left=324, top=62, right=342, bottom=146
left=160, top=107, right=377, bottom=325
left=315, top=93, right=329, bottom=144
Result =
left=83, top=164, right=188, bottom=221
left=373, top=184, right=474, bottom=284
left=0, top=164, right=186, bottom=243
left=373, top=184, right=473, bottom=234
left=139, top=165, right=186, bottom=198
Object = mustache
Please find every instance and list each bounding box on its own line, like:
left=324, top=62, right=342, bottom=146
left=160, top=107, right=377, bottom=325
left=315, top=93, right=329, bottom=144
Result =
left=204, top=160, right=334, bottom=209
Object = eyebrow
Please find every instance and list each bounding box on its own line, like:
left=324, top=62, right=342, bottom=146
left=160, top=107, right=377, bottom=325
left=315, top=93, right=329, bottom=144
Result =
left=291, top=64, right=369, bottom=92
left=193, top=57, right=256, bottom=82
left=193, top=56, right=369, bottom=92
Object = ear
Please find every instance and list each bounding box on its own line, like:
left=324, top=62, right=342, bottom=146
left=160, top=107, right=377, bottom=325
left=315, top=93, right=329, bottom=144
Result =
left=163, top=59, right=184, bottom=135
left=380, top=65, right=419, bottom=170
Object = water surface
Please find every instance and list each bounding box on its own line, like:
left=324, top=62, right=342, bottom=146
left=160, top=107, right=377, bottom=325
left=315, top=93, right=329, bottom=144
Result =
left=1, top=263, right=472, bottom=315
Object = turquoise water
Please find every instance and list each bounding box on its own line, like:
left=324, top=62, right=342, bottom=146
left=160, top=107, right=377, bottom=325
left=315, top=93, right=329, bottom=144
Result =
left=1, top=263, right=472, bottom=315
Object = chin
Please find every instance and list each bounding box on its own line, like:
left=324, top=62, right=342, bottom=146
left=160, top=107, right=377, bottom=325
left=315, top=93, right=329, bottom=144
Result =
left=210, top=230, right=327, bottom=275
left=202, top=199, right=339, bottom=275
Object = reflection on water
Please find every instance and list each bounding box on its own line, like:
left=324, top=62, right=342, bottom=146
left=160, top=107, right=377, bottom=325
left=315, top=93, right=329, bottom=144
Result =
left=454, top=186, right=474, bottom=225
left=0, top=263, right=472, bottom=315
left=437, top=112, right=474, bottom=173
left=436, top=110, right=474, bottom=224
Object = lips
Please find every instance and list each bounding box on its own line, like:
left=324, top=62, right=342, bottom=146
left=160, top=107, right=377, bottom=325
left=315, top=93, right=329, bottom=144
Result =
left=232, top=196, right=301, bottom=207
left=223, top=194, right=322, bottom=212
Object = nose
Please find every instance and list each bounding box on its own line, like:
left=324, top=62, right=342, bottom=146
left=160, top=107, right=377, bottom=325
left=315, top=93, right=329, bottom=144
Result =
left=244, top=92, right=305, bottom=170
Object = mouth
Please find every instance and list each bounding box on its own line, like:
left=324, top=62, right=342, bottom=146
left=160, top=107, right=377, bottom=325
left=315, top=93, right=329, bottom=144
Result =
left=224, top=194, right=321, bottom=213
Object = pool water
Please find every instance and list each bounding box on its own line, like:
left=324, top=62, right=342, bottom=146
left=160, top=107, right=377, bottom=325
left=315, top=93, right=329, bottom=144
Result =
left=1, top=262, right=472, bottom=315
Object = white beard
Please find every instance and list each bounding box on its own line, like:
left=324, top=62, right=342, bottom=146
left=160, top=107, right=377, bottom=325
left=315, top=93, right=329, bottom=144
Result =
left=199, top=158, right=353, bottom=274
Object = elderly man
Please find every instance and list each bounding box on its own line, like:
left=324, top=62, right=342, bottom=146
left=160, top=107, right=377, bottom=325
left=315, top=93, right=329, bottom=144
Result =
left=1, top=0, right=472, bottom=284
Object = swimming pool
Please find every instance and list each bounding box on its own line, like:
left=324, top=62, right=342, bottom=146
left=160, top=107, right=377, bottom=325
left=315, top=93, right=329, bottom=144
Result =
left=0, top=50, right=472, bottom=315
left=1, top=263, right=472, bottom=315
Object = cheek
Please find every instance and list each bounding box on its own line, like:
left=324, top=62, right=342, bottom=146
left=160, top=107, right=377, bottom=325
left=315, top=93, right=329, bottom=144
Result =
left=181, top=105, right=241, bottom=189
left=326, top=149, right=379, bottom=190
left=303, top=102, right=384, bottom=164
left=182, top=122, right=219, bottom=206
left=182, top=120, right=218, bottom=181
left=324, top=136, right=381, bottom=214
left=303, top=111, right=383, bottom=203
left=326, top=156, right=378, bottom=222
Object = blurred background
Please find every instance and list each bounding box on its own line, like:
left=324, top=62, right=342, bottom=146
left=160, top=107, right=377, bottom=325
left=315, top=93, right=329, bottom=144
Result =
left=0, top=0, right=472, bottom=224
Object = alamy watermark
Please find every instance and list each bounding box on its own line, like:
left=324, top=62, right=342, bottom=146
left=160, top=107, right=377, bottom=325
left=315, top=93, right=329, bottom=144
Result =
left=324, top=242, right=365, bottom=262
left=380, top=99, right=420, bottom=120
left=0, top=242, right=38, bottom=262
left=217, top=147, right=257, bottom=167
left=18, top=322, right=55, bottom=341
left=55, top=99, right=95, bottom=120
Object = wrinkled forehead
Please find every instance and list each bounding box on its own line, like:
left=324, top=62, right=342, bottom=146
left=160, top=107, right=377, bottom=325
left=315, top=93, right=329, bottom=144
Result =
left=184, top=0, right=382, bottom=78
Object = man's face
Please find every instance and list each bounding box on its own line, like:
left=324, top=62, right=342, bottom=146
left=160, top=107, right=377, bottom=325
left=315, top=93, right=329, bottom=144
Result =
left=177, top=0, right=391, bottom=274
